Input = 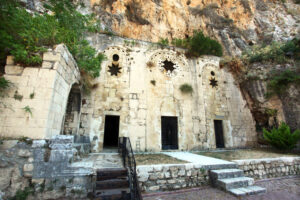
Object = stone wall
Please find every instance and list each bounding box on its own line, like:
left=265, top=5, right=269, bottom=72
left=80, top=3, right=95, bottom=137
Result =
left=137, top=164, right=209, bottom=192
left=81, top=34, right=256, bottom=152
left=0, top=136, right=93, bottom=200
left=235, top=157, right=300, bottom=180
left=0, top=44, right=80, bottom=139
left=137, top=157, right=300, bottom=193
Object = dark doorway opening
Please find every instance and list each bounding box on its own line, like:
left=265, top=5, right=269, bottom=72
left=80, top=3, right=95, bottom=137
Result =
left=214, top=120, right=225, bottom=148
left=104, top=115, right=120, bottom=148
left=161, top=117, right=178, bottom=150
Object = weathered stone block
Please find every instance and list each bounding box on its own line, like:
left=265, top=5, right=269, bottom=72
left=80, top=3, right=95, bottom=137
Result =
left=49, top=135, right=74, bottom=150
left=164, top=171, right=171, bottom=178
left=23, top=163, right=34, bottom=172
left=32, top=140, right=47, bottom=148
left=49, top=150, right=73, bottom=163
left=167, top=179, right=176, bottom=184
left=18, top=149, right=32, bottom=157
left=148, top=186, right=160, bottom=191
left=0, top=140, right=18, bottom=150
left=43, top=52, right=61, bottom=62
left=157, top=180, right=166, bottom=184
left=149, top=174, right=158, bottom=181
left=138, top=173, right=149, bottom=182
left=42, top=61, right=54, bottom=69
left=6, top=56, right=15, bottom=65
left=5, top=65, right=24, bottom=75
left=0, top=167, right=13, bottom=190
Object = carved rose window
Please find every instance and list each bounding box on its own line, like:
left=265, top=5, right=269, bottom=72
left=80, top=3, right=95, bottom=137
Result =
left=209, top=77, right=218, bottom=88
left=158, top=59, right=180, bottom=77
left=108, top=63, right=122, bottom=76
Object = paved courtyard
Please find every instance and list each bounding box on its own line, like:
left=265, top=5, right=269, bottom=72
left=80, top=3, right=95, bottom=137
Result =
left=143, top=176, right=300, bottom=200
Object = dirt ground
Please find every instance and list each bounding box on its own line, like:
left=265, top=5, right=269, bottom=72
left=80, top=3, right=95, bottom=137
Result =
left=135, top=154, right=188, bottom=165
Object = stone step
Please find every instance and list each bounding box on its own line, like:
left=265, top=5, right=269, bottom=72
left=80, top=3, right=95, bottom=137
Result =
left=229, top=186, right=266, bottom=196
left=94, top=188, right=131, bottom=200
left=217, top=177, right=254, bottom=190
left=97, top=168, right=127, bottom=181
left=210, top=169, right=244, bottom=180
left=96, top=179, right=129, bottom=190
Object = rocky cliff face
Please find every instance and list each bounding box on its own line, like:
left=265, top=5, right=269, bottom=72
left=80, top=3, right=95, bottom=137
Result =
left=87, top=0, right=300, bottom=56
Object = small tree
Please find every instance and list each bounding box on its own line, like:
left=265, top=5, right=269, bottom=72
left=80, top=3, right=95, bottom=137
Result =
left=263, top=122, right=300, bottom=150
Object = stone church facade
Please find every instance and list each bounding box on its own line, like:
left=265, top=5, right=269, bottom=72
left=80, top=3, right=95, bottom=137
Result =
left=77, top=35, right=256, bottom=152
left=0, top=35, right=257, bottom=152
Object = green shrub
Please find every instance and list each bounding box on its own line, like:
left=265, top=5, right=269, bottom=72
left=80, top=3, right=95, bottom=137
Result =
left=0, top=77, right=11, bottom=96
left=263, top=122, right=300, bottom=150
left=266, top=70, right=300, bottom=97
left=0, top=0, right=105, bottom=77
left=9, top=187, right=34, bottom=200
left=243, top=39, right=300, bottom=63
left=157, top=38, right=169, bottom=47
left=172, top=31, right=223, bottom=57
left=23, top=106, right=33, bottom=116
left=171, top=38, right=189, bottom=49
left=179, top=84, right=193, bottom=94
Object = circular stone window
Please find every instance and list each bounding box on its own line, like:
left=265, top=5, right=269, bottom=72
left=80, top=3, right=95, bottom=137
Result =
left=113, top=54, right=119, bottom=62
left=211, top=71, right=215, bottom=76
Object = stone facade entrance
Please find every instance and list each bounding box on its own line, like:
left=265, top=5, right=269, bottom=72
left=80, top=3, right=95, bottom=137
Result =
left=214, top=120, right=225, bottom=148
left=161, top=116, right=178, bottom=150
left=77, top=35, right=257, bottom=152
left=0, top=36, right=258, bottom=152
left=103, top=115, right=120, bottom=148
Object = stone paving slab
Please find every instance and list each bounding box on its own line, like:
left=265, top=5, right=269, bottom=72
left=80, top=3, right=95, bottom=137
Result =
left=163, top=152, right=235, bottom=165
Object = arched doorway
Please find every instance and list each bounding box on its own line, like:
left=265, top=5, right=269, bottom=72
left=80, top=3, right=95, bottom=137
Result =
left=63, top=84, right=81, bottom=135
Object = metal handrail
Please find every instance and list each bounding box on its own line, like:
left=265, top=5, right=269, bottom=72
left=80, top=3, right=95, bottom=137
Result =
left=118, top=137, right=143, bottom=200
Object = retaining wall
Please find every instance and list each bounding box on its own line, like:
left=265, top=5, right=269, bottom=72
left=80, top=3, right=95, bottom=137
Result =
left=137, top=164, right=209, bottom=192
left=234, top=157, right=300, bottom=179
left=137, top=156, right=300, bottom=192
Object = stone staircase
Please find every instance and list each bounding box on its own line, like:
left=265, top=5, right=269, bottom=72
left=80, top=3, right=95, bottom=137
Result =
left=94, top=168, right=131, bottom=200
left=210, top=168, right=266, bottom=196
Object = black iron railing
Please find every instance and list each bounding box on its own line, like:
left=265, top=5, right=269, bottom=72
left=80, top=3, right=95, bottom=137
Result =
left=118, top=137, right=142, bottom=200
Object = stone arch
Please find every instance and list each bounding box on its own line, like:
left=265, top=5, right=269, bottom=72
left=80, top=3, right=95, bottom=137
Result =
left=148, top=49, right=188, bottom=77
left=62, top=83, right=82, bottom=135
left=103, top=46, right=127, bottom=78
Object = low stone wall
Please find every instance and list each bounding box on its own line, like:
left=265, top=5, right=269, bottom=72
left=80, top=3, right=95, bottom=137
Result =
left=234, top=157, right=300, bottom=179
left=137, top=157, right=300, bottom=193
left=0, top=136, right=93, bottom=200
left=137, top=164, right=209, bottom=192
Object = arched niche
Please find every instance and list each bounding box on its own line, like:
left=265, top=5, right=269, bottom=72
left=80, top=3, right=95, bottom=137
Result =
left=63, top=84, right=82, bottom=135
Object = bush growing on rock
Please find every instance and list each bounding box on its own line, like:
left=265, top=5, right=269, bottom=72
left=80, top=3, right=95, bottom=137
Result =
left=263, top=122, right=300, bottom=150
left=243, top=39, right=300, bottom=64
left=0, top=0, right=105, bottom=77
left=179, top=84, right=193, bottom=94
left=266, top=69, right=300, bottom=97
left=172, top=31, right=223, bottom=57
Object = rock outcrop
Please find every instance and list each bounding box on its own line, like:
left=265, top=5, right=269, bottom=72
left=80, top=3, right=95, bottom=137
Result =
left=87, top=0, right=300, bottom=56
